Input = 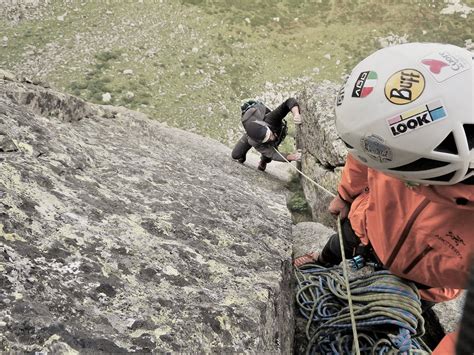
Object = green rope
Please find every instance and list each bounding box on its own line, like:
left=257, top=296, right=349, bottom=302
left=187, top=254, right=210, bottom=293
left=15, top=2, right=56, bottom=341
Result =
left=295, top=264, right=431, bottom=354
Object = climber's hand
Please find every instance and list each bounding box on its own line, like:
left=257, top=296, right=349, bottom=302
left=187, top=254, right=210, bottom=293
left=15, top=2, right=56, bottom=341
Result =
left=287, top=151, right=302, bottom=162
left=328, top=194, right=350, bottom=219
left=293, top=114, right=302, bottom=125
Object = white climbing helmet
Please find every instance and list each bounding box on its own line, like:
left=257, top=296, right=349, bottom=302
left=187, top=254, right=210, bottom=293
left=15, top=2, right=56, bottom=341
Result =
left=335, top=42, right=473, bottom=185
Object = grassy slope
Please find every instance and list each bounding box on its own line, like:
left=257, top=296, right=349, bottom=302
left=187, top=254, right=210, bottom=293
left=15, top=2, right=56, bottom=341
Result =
left=0, top=0, right=472, bottom=151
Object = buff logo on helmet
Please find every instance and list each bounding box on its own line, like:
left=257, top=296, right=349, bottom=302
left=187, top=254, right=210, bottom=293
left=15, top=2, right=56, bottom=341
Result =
left=360, top=134, right=393, bottom=162
left=384, top=69, right=425, bottom=105
left=351, top=71, right=377, bottom=98
left=421, top=51, right=471, bottom=82
left=387, top=99, right=447, bottom=137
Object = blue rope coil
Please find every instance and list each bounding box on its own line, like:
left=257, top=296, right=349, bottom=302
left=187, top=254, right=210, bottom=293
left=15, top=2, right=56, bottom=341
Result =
left=295, top=264, right=432, bottom=354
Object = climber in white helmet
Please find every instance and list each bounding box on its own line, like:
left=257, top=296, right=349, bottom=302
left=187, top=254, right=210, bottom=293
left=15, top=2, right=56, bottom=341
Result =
left=295, top=43, right=474, bottom=311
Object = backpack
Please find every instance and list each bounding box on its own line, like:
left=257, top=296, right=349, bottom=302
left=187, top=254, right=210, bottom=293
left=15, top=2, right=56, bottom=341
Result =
left=240, top=100, right=260, bottom=115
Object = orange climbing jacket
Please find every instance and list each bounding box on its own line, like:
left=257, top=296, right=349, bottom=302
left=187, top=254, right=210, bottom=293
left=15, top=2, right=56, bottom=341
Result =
left=432, top=331, right=457, bottom=355
left=338, top=154, right=474, bottom=302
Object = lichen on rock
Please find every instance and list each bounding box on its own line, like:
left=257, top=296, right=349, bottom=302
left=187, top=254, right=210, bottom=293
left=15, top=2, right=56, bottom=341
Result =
left=0, top=78, right=294, bottom=353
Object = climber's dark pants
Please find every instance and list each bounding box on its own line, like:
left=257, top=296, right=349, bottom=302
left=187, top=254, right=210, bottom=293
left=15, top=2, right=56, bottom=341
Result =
left=231, top=134, right=276, bottom=164
left=320, top=218, right=361, bottom=265
left=231, top=134, right=252, bottom=163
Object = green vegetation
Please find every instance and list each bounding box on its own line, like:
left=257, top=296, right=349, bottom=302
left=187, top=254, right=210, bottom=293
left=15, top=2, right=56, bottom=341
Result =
left=286, top=172, right=313, bottom=223
left=287, top=191, right=311, bottom=214
left=67, top=49, right=152, bottom=108
left=0, top=0, right=472, bottom=149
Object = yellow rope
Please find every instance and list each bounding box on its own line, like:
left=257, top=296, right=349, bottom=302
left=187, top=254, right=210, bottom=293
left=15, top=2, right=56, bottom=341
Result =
left=272, top=148, right=336, bottom=198
left=337, top=216, right=361, bottom=355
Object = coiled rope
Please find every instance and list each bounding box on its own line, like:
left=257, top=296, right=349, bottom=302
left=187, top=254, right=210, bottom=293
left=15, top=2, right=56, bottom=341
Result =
left=295, top=265, right=431, bottom=354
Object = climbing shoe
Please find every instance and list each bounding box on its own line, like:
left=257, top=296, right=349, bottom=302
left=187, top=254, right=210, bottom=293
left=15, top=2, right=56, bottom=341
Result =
left=237, top=157, right=245, bottom=164
left=257, top=160, right=267, bottom=171
left=293, top=252, right=332, bottom=268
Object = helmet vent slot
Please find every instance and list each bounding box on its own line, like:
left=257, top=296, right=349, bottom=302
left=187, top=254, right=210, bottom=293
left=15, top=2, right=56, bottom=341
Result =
left=425, top=171, right=456, bottom=182
left=434, top=132, right=458, bottom=155
left=389, top=158, right=450, bottom=172
left=463, top=124, right=474, bottom=150
left=462, top=170, right=474, bottom=185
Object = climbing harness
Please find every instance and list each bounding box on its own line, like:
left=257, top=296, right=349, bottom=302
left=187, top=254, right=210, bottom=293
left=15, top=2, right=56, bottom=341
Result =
left=350, top=254, right=383, bottom=271
left=273, top=118, right=288, bottom=148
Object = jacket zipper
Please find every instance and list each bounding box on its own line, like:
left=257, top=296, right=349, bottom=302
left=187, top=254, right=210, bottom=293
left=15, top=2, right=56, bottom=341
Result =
left=385, top=198, right=430, bottom=269
left=402, top=245, right=434, bottom=274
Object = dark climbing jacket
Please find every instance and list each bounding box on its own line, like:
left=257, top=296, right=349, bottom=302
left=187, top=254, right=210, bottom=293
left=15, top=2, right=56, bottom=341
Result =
left=240, top=101, right=292, bottom=161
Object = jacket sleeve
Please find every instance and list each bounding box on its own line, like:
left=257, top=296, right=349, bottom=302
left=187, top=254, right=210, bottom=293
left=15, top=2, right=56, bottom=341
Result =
left=338, top=153, right=369, bottom=203
left=284, top=97, right=299, bottom=110
left=254, top=144, right=287, bottom=162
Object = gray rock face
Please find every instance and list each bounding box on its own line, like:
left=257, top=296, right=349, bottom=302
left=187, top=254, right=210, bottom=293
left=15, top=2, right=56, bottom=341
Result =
left=0, top=79, right=294, bottom=353
left=297, top=81, right=346, bottom=169
left=296, top=81, right=347, bottom=227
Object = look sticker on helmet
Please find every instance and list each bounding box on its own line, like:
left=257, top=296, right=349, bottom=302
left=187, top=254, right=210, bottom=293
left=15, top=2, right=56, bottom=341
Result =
left=384, top=69, right=425, bottom=105
left=386, top=99, right=447, bottom=137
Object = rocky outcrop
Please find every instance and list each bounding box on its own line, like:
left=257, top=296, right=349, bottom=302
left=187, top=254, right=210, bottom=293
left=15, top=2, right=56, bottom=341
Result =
left=0, top=77, right=294, bottom=353
left=296, top=80, right=346, bottom=228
